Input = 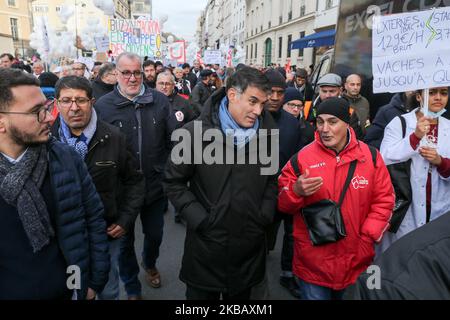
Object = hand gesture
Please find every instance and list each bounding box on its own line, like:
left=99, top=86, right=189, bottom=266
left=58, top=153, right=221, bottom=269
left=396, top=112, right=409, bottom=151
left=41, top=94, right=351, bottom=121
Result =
left=414, top=116, right=432, bottom=139
left=107, top=224, right=126, bottom=239
left=293, top=169, right=323, bottom=197
left=419, top=146, right=442, bottom=166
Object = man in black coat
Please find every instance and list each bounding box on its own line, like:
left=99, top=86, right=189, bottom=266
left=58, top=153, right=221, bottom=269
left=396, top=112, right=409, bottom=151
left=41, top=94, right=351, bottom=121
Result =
left=182, top=63, right=198, bottom=90
left=95, top=52, right=179, bottom=299
left=91, top=63, right=117, bottom=100
left=287, top=68, right=314, bottom=102
left=163, top=67, right=278, bottom=300
left=51, top=76, right=145, bottom=300
left=156, top=71, right=195, bottom=124
left=263, top=69, right=306, bottom=299
left=346, top=210, right=450, bottom=299
left=190, top=69, right=214, bottom=116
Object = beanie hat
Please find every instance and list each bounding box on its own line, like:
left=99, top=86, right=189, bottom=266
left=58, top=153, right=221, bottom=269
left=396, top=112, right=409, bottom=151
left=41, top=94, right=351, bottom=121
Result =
left=283, top=87, right=304, bottom=105
left=265, top=69, right=287, bottom=89
left=316, top=97, right=350, bottom=124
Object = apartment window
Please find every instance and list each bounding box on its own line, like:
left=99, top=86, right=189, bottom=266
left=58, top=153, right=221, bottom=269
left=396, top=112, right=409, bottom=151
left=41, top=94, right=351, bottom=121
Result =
left=278, top=37, right=282, bottom=58
left=288, top=11, right=292, bottom=21
left=279, top=16, right=282, bottom=25
left=251, top=30, right=253, bottom=36
left=255, top=43, right=258, bottom=58
left=299, top=31, right=305, bottom=57
left=326, top=0, right=334, bottom=10
left=287, top=35, right=292, bottom=58
left=268, top=21, right=271, bottom=28
left=8, top=0, right=16, bottom=7
left=260, top=25, right=263, bottom=32
left=251, top=43, right=253, bottom=59
left=10, top=18, right=19, bottom=40
left=300, top=2, right=306, bottom=17
left=246, top=45, right=248, bottom=59
left=33, top=5, right=49, bottom=13
left=135, top=3, right=144, bottom=11
left=55, top=6, right=61, bottom=12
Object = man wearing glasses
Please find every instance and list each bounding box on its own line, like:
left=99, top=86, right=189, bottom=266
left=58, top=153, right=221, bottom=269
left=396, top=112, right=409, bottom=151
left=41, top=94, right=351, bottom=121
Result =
left=95, top=52, right=177, bottom=299
left=0, top=68, right=110, bottom=300
left=51, top=76, right=145, bottom=300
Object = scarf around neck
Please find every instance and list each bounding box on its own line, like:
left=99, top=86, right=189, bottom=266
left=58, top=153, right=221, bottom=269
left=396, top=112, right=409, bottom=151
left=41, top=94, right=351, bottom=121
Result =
left=0, top=145, right=54, bottom=252
left=219, top=96, right=259, bottom=149
left=58, top=109, right=97, bottom=159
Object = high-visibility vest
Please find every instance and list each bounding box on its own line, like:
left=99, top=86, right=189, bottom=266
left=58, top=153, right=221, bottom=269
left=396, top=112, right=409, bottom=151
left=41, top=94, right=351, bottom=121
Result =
left=303, top=101, right=312, bottom=119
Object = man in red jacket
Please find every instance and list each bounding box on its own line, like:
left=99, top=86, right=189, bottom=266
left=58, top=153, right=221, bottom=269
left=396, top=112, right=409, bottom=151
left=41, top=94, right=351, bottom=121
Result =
left=278, top=97, right=394, bottom=300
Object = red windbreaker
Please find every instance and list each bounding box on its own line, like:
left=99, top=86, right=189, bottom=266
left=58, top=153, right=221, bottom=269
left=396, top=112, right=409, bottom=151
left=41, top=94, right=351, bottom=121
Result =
left=278, top=128, right=394, bottom=290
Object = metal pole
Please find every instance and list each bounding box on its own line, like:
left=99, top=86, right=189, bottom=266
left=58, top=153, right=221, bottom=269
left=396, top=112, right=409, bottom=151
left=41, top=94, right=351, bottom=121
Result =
left=75, top=0, right=79, bottom=58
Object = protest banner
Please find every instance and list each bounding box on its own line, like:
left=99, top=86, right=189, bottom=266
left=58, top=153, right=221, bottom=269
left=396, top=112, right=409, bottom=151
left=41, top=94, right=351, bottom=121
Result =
left=109, top=19, right=162, bottom=59
left=203, top=50, right=222, bottom=65
left=94, top=36, right=110, bottom=53
left=372, top=7, right=450, bottom=94
left=168, top=41, right=186, bottom=64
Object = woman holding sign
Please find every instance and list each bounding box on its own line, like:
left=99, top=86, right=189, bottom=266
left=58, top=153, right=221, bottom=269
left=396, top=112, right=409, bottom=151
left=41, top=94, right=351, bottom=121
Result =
left=379, top=86, right=450, bottom=253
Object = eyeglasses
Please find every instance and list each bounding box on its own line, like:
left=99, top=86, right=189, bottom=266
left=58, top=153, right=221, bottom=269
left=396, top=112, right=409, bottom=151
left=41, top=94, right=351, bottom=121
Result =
left=286, top=102, right=303, bottom=109
left=156, top=81, right=174, bottom=87
left=117, top=69, right=143, bottom=79
left=57, top=97, right=91, bottom=108
left=0, top=101, right=54, bottom=123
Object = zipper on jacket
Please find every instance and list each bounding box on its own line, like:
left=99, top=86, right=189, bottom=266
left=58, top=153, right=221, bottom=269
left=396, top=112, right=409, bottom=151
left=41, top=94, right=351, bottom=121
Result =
left=336, top=155, right=341, bottom=163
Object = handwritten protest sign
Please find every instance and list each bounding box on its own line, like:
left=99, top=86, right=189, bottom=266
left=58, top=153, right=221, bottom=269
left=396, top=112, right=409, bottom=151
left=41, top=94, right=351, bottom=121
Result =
left=203, top=50, right=222, bottom=65
left=109, top=19, right=162, bottom=58
left=372, top=7, right=450, bottom=93
left=94, top=36, right=110, bottom=53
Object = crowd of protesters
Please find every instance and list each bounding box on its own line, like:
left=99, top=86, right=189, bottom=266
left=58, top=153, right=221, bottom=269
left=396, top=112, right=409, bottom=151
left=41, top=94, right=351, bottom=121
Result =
left=0, top=49, right=449, bottom=300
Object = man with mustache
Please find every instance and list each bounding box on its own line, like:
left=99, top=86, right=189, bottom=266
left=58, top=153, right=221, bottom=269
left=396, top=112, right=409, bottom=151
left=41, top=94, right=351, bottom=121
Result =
left=51, top=76, right=145, bottom=300
left=278, top=97, right=394, bottom=300
left=0, top=68, right=110, bottom=300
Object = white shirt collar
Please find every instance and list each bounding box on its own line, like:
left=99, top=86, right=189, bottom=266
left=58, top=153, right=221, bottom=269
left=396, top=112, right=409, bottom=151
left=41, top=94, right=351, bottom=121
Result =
left=1, top=148, right=28, bottom=164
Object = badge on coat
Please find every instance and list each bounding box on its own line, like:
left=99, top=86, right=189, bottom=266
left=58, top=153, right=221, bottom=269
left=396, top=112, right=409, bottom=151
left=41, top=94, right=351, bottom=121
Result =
left=175, top=111, right=184, bottom=122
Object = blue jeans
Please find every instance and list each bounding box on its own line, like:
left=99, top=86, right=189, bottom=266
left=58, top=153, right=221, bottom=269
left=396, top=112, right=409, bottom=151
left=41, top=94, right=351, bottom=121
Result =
left=119, top=197, right=166, bottom=297
left=295, top=277, right=345, bottom=300
left=98, top=238, right=121, bottom=300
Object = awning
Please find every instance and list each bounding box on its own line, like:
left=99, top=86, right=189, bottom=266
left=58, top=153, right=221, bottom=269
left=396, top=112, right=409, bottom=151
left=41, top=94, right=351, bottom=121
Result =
left=291, top=29, right=336, bottom=50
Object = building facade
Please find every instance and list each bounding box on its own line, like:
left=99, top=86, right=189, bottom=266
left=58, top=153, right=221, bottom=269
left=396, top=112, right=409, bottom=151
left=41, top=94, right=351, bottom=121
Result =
left=0, top=0, right=33, bottom=57
left=114, top=0, right=131, bottom=19
left=130, top=0, right=152, bottom=20
left=245, top=0, right=317, bottom=68
left=231, top=0, right=246, bottom=48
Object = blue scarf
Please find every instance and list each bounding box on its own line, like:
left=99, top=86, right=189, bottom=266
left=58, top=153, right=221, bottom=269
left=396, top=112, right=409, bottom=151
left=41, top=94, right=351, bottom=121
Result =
left=58, top=109, right=97, bottom=159
left=219, top=96, right=259, bottom=148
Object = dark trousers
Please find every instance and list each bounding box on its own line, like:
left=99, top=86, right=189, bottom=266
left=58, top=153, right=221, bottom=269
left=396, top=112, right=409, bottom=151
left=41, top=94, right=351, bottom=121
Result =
left=118, top=197, right=166, bottom=297
left=186, top=285, right=252, bottom=300
left=266, top=211, right=294, bottom=272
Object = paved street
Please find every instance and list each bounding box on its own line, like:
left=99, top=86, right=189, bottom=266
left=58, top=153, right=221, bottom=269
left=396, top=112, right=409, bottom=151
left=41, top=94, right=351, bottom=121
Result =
left=120, top=204, right=295, bottom=300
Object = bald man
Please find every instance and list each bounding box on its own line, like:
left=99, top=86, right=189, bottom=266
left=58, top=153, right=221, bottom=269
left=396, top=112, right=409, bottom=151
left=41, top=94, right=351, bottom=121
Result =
left=343, top=74, right=370, bottom=133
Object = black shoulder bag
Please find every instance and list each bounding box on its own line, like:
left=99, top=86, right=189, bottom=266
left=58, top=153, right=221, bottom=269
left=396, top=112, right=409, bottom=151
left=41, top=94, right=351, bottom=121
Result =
left=385, top=116, right=412, bottom=233
left=289, top=155, right=357, bottom=246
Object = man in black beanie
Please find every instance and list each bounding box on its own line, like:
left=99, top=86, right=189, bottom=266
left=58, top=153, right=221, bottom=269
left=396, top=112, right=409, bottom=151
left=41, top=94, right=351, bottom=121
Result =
left=277, top=96, right=394, bottom=300
left=259, top=68, right=305, bottom=299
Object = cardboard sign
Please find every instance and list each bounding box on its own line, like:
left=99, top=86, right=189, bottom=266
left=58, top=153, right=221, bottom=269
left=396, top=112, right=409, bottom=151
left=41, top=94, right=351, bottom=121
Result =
left=372, top=7, right=450, bottom=93
left=203, top=50, right=222, bottom=65
left=94, top=36, right=110, bottom=53
left=109, top=19, right=162, bottom=59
